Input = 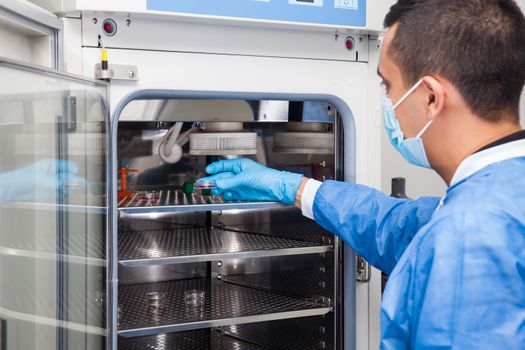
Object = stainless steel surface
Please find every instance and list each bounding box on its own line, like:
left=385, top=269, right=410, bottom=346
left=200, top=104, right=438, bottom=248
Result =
left=215, top=253, right=334, bottom=277
left=119, top=212, right=207, bottom=229
left=221, top=222, right=333, bottom=245
left=214, top=207, right=333, bottom=242
left=120, top=99, right=255, bottom=122
left=119, top=262, right=208, bottom=285
left=223, top=315, right=334, bottom=350
left=119, top=227, right=332, bottom=267
left=119, top=100, right=335, bottom=123
left=111, top=105, right=343, bottom=349
left=117, top=278, right=331, bottom=337
left=118, top=329, right=267, bottom=350
left=224, top=270, right=334, bottom=302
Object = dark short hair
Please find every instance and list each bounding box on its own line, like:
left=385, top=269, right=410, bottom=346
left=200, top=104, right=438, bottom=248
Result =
left=384, top=0, right=525, bottom=123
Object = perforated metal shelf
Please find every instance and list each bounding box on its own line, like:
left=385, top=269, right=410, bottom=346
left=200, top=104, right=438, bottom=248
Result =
left=224, top=270, right=334, bottom=301
left=118, top=329, right=267, bottom=350
left=118, top=228, right=332, bottom=266
left=223, top=315, right=335, bottom=350
left=118, top=190, right=286, bottom=215
left=118, top=190, right=224, bottom=207
left=117, top=278, right=331, bottom=337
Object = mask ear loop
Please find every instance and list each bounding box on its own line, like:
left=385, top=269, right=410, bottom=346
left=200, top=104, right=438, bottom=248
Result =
left=416, top=119, right=434, bottom=138
left=393, top=79, right=424, bottom=110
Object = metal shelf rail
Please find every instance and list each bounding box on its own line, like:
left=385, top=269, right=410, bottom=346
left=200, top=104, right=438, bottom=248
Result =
left=224, top=270, right=334, bottom=302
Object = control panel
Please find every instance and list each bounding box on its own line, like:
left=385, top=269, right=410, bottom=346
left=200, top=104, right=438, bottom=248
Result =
left=147, top=0, right=366, bottom=27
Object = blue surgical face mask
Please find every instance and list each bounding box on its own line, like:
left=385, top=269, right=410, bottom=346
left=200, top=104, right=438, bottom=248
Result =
left=382, top=79, right=434, bottom=169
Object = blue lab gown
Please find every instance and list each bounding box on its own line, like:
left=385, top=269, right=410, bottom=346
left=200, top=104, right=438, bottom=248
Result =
left=312, top=156, right=525, bottom=349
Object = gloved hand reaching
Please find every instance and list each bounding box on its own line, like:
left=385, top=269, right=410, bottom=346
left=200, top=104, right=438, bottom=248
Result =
left=0, top=159, right=87, bottom=202
left=201, top=158, right=304, bottom=205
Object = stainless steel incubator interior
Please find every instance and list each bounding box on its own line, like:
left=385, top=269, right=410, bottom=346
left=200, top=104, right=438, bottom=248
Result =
left=112, top=98, right=345, bottom=349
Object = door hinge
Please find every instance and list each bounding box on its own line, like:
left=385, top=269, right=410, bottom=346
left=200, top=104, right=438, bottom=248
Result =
left=356, top=255, right=371, bottom=282
left=95, top=63, right=139, bottom=81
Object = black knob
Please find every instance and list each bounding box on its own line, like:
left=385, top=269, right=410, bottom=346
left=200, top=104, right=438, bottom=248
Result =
left=390, top=177, right=408, bottom=199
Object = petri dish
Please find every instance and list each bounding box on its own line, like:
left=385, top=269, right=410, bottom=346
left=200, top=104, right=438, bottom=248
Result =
left=138, top=191, right=160, bottom=201
left=184, top=289, right=205, bottom=307
left=195, top=179, right=217, bottom=190
left=146, top=291, right=167, bottom=308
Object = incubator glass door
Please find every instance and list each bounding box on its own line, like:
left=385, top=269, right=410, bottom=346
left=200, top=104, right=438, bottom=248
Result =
left=0, top=60, right=108, bottom=350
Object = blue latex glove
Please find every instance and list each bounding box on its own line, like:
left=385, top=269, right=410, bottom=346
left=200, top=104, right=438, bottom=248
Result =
left=202, top=158, right=304, bottom=205
left=0, top=159, right=87, bottom=202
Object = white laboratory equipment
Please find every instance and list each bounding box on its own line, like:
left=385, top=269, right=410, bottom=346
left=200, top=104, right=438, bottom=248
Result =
left=0, top=0, right=394, bottom=349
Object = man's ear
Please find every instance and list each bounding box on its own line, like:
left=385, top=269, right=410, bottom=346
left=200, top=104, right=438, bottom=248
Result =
left=421, top=76, right=445, bottom=120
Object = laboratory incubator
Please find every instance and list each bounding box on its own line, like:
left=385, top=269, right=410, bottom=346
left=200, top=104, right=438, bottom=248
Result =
left=0, top=0, right=392, bottom=349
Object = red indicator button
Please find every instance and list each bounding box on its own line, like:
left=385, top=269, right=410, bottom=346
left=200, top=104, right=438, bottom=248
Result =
left=345, top=36, right=355, bottom=51
left=102, top=19, right=117, bottom=36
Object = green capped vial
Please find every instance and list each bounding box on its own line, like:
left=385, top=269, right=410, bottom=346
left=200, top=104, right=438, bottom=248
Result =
left=182, top=181, right=194, bottom=194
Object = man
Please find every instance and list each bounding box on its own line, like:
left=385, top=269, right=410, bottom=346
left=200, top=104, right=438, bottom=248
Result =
left=202, top=0, right=525, bottom=348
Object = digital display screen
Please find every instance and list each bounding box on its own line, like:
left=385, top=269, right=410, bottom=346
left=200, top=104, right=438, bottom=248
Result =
left=148, top=0, right=366, bottom=27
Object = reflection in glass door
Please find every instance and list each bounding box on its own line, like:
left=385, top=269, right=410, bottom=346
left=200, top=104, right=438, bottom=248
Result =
left=0, top=60, right=108, bottom=350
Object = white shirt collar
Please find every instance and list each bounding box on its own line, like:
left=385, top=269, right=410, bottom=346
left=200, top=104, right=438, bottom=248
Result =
left=450, top=138, right=525, bottom=186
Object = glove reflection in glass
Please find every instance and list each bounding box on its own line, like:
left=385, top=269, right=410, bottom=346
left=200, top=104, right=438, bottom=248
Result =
left=0, top=159, right=87, bottom=202
left=201, top=158, right=303, bottom=205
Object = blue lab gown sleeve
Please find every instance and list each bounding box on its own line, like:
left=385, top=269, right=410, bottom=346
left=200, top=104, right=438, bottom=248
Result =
left=381, top=209, right=525, bottom=349
left=312, top=180, right=440, bottom=275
